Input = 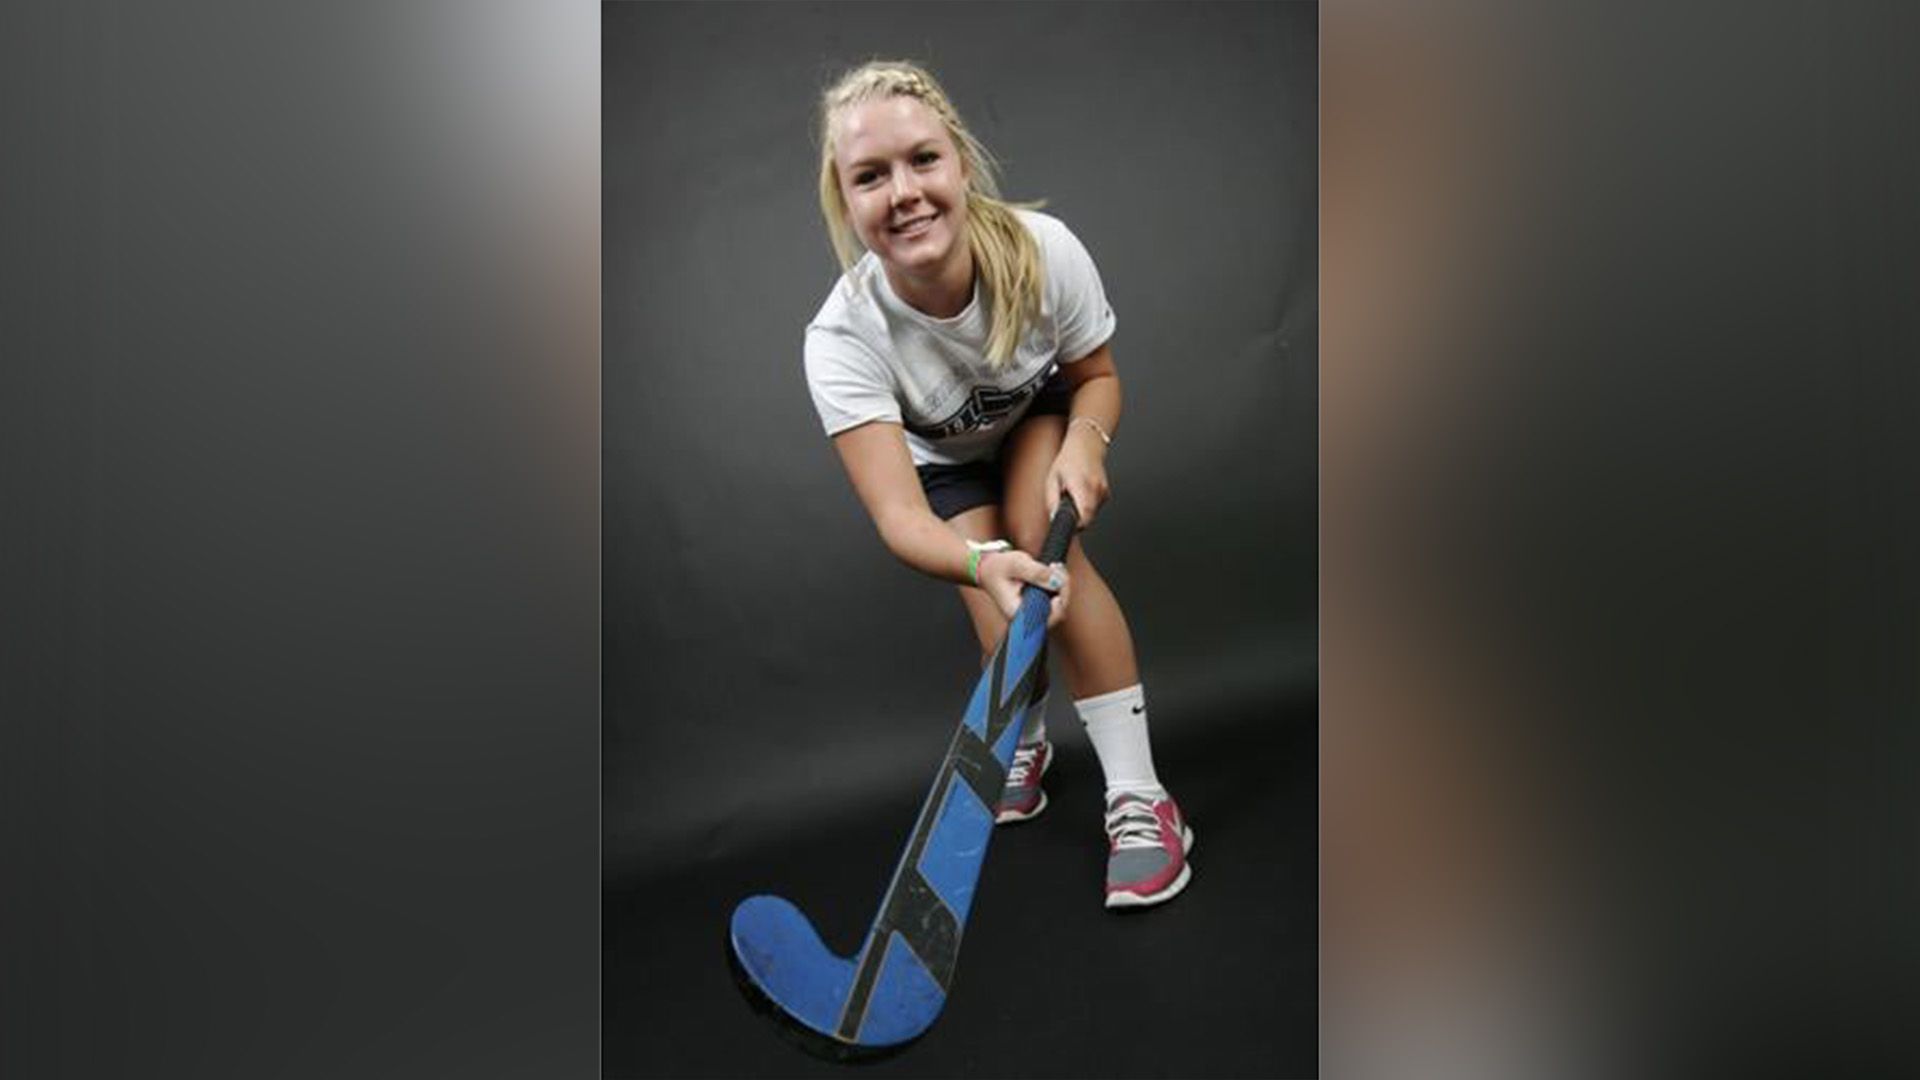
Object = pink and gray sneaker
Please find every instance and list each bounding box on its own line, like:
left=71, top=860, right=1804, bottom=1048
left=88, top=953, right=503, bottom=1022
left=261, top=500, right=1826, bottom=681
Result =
left=994, top=740, right=1052, bottom=823
left=1102, top=789, right=1195, bottom=909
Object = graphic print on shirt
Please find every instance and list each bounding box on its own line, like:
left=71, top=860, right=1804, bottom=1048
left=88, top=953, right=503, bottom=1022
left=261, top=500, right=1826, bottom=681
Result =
left=901, top=362, right=1055, bottom=442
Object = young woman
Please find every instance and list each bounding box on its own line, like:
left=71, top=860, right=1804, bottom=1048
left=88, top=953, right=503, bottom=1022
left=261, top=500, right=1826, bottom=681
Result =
left=802, top=60, right=1192, bottom=909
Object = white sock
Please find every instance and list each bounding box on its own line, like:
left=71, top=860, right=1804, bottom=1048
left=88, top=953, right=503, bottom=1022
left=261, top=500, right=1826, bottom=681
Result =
left=1075, top=684, right=1163, bottom=797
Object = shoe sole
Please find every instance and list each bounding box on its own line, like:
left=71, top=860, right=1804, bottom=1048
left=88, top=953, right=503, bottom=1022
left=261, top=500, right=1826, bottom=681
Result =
left=993, top=744, right=1053, bottom=824
left=1104, top=825, right=1196, bottom=910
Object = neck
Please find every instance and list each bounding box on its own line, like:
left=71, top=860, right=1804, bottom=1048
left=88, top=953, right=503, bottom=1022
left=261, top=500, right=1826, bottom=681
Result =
left=886, top=244, right=975, bottom=319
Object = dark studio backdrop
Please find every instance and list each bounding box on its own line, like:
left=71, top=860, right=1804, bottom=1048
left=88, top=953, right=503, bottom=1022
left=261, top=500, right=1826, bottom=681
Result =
left=603, top=2, right=1317, bottom=1077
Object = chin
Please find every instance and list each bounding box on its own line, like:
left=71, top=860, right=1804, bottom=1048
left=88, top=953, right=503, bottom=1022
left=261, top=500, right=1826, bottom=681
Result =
left=889, top=244, right=950, bottom=274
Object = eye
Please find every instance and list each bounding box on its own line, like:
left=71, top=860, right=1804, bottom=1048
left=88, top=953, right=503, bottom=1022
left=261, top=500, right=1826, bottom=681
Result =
left=913, top=150, right=939, bottom=166
left=853, top=168, right=881, bottom=187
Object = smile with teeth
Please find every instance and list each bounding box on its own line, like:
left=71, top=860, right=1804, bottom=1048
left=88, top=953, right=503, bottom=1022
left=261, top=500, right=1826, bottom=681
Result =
left=890, top=213, right=938, bottom=236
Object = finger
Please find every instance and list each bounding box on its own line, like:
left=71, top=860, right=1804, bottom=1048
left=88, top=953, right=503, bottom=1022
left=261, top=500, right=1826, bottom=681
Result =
left=1040, top=561, right=1067, bottom=594
left=1047, top=592, right=1068, bottom=628
left=1068, top=481, right=1095, bottom=530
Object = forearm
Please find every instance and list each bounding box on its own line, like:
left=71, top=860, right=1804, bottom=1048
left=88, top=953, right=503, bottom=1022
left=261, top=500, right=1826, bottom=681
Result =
left=873, top=503, right=979, bottom=587
left=1064, top=370, right=1120, bottom=459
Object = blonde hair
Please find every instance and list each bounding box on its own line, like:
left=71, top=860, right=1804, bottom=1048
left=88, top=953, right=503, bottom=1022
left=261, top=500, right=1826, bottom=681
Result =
left=816, top=60, right=1045, bottom=371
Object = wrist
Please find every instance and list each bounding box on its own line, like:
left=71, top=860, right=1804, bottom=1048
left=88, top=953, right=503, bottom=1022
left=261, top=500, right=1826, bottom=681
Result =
left=1067, top=415, right=1111, bottom=455
left=965, top=539, right=1012, bottom=586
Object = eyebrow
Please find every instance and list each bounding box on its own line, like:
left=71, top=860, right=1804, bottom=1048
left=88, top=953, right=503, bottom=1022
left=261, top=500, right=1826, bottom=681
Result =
left=843, top=140, right=942, bottom=172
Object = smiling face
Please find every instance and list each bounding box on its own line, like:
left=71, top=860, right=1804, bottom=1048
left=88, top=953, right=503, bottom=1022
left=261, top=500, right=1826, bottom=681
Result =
left=830, top=95, right=972, bottom=290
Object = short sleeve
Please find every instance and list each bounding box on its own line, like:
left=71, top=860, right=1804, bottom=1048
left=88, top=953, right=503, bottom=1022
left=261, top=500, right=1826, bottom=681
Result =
left=1039, top=216, right=1118, bottom=363
left=803, top=325, right=901, bottom=437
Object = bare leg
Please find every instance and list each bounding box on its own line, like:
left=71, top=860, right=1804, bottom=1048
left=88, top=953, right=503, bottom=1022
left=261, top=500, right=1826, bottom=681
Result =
left=998, top=415, right=1141, bottom=698
left=996, top=417, right=1189, bottom=907
left=944, top=504, right=1011, bottom=664
left=945, top=502, right=1051, bottom=751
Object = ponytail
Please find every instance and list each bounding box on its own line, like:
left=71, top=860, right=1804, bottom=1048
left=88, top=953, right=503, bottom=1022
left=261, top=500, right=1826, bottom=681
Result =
left=963, top=192, right=1046, bottom=370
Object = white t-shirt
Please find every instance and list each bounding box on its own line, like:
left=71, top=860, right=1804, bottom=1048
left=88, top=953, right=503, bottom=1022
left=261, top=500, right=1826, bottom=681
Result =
left=802, top=208, right=1117, bottom=467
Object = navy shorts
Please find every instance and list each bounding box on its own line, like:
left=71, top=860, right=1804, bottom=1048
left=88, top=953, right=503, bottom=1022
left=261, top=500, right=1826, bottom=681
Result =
left=915, top=370, right=1074, bottom=521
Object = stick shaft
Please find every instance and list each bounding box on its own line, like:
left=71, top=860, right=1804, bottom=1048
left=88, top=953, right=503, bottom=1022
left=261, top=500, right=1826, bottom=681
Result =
left=730, top=493, right=1081, bottom=1050
left=831, top=492, right=1079, bottom=1041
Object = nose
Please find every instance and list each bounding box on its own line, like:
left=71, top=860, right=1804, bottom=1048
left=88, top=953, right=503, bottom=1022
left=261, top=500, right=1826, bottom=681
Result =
left=889, top=166, right=921, bottom=206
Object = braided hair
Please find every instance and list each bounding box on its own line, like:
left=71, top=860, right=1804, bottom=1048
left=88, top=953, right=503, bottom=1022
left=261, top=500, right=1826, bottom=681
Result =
left=817, top=60, right=1046, bottom=371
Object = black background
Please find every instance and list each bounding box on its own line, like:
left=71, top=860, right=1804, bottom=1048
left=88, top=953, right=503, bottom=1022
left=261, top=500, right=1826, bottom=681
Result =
left=601, top=3, right=1318, bottom=1075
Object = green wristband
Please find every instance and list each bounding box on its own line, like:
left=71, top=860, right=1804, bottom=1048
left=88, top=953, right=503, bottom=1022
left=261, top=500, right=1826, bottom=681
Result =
left=966, top=539, right=1012, bottom=586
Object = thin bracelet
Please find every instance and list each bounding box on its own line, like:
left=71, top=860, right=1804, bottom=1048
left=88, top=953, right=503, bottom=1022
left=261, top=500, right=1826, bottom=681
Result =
left=1069, top=415, right=1111, bottom=447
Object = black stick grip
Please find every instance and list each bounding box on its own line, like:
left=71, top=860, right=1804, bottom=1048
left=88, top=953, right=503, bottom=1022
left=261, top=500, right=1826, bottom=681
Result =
left=1038, top=492, right=1079, bottom=564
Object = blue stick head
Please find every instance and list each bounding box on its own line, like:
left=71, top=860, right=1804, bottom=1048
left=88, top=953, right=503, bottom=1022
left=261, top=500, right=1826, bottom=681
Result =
left=727, top=896, right=929, bottom=1061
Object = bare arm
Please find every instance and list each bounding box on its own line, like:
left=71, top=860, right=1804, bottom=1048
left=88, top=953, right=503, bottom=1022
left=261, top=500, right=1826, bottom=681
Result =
left=1047, top=342, right=1121, bottom=527
left=832, top=421, right=974, bottom=584
left=832, top=420, right=1069, bottom=624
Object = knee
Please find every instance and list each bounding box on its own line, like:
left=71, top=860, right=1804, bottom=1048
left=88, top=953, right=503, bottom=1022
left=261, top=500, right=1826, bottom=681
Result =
left=1004, top=504, right=1049, bottom=556
left=963, top=600, right=1009, bottom=658
left=973, top=620, right=1004, bottom=657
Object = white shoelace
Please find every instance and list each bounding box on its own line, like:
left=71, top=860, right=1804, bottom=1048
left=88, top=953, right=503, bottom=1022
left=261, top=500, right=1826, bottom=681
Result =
left=1104, top=795, right=1165, bottom=851
left=1007, top=742, right=1043, bottom=786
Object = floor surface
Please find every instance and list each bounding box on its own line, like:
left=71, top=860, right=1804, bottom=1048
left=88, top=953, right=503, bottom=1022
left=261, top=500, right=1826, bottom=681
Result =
left=603, top=686, right=1316, bottom=1078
